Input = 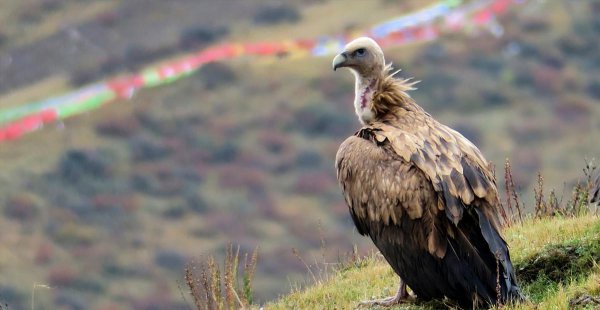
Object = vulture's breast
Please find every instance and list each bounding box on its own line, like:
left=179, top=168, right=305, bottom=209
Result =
left=335, top=132, right=438, bottom=231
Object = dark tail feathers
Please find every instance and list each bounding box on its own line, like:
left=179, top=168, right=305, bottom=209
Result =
left=475, top=208, right=524, bottom=305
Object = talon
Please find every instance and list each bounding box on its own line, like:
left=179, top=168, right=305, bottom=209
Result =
left=358, top=279, right=416, bottom=307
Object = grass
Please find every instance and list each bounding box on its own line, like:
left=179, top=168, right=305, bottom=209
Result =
left=265, top=214, right=600, bottom=310
left=185, top=245, right=259, bottom=310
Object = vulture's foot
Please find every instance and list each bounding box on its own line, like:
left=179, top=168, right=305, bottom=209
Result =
left=359, top=279, right=415, bottom=307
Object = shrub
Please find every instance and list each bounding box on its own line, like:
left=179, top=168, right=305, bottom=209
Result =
left=218, top=164, right=266, bottom=191
left=509, top=119, right=548, bottom=145
left=96, top=11, right=119, bottom=27
left=131, top=164, right=186, bottom=197
left=96, top=116, right=140, bottom=137
left=40, top=0, right=64, bottom=12
left=19, top=6, right=42, bottom=24
left=54, top=291, right=86, bottom=310
left=70, top=277, right=105, bottom=294
left=259, top=131, right=289, bottom=154
left=422, top=43, right=447, bottom=63
left=4, top=191, right=41, bottom=220
left=35, top=241, right=54, bottom=265
left=162, top=203, right=187, bottom=219
left=540, top=49, right=565, bottom=69
left=0, top=31, right=7, bottom=48
left=558, top=35, right=590, bottom=56
left=294, top=150, right=323, bottom=169
left=91, top=194, right=140, bottom=213
left=480, top=88, right=509, bottom=107
left=184, top=188, right=208, bottom=213
left=253, top=4, right=301, bottom=25
left=468, top=53, right=503, bottom=75
left=520, top=16, right=549, bottom=33
left=179, top=26, right=229, bottom=50
left=57, top=149, right=115, bottom=183
left=123, top=45, right=176, bottom=71
left=421, top=70, right=459, bottom=90
left=129, top=135, right=171, bottom=161
left=48, top=266, right=77, bottom=286
left=135, top=110, right=169, bottom=135
left=294, top=171, right=336, bottom=194
left=54, top=223, right=98, bottom=246
left=512, top=64, right=535, bottom=88
left=70, top=68, right=99, bottom=87
left=155, top=249, right=187, bottom=271
left=532, top=64, right=562, bottom=94
left=197, top=63, right=236, bottom=90
left=516, top=41, right=541, bottom=58
left=294, top=103, right=355, bottom=137
left=554, top=95, right=591, bottom=126
left=210, top=142, right=239, bottom=163
left=451, top=123, right=482, bottom=146
left=586, top=80, right=600, bottom=100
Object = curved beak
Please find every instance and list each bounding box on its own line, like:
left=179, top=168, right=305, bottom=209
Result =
left=332, top=52, right=348, bottom=71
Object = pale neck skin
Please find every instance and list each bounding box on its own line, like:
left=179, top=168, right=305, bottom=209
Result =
left=351, top=70, right=376, bottom=125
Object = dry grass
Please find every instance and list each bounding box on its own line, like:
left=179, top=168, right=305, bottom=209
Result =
left=185, top=245, right=258, bottom=310
left=500, top=159, right=598, bottom=228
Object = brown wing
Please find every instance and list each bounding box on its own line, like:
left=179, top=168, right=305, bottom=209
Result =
left=336, top=115, right=504, bottom=255
left=371, top=118, right=501, bottom=228
left=591, top=168, right=600, bottom=204
left=336, top=128, right=448, bottom=258
left=373, top=117, right=510, bottom=264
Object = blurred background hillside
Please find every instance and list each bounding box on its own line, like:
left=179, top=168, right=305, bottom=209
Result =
left=0, top=0, right=599, bottom=309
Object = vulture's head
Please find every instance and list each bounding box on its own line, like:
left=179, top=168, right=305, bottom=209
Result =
left=332, top=37, right=385, bottom=79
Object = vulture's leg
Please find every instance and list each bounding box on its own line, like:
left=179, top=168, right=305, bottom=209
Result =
left=359, top=278, right=415, bottom=307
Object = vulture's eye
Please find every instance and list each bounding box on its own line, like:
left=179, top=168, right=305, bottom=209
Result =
left=354, top=48, right=366, bottom=57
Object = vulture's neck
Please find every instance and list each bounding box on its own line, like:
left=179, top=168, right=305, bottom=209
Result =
left=353, top=73, right=377, bottom=125
left=353, top=67, right=418, bottom=125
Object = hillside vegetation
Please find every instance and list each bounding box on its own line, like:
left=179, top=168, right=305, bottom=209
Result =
left=0, top=0, right=599, bottom=309
left=269, top=214, right=600, bottom=309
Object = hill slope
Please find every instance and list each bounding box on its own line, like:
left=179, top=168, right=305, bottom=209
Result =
left=0, top=0, right=599, bottom=309
left=268, top=215, right=600, bottom=309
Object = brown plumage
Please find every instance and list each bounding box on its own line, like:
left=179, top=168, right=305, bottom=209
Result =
left=333, top=37, right=522, bottom=308
left=591, top=168, right=600, bottom=204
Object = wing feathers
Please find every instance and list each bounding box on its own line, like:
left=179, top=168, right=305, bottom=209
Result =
left=442, top=182, right=463, bottom=225
left=475, top=208, right=521, bottom=299
left=462, top=157, right=490, bottom=198
left=451, top=168, right=475, bottom=204
left=375, top=119, right=497, bottom=224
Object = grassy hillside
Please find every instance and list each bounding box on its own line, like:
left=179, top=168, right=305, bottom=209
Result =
left=0, top=0, right=599, bottom=309
left=268, top=215, right=600, bottom=309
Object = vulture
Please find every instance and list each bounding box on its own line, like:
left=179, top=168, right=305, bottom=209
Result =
left=332, top=37, right=523, bottom=308
left=591, top=168, right=600, bottom=204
